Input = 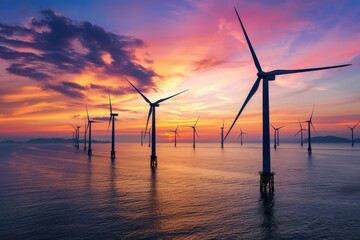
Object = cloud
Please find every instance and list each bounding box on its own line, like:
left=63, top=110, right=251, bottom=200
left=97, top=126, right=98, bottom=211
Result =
left=0, top=9, right=157, bottom=98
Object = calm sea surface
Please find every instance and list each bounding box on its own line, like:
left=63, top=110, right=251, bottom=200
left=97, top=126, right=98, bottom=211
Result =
left=0, top=142, right=359, bottom=239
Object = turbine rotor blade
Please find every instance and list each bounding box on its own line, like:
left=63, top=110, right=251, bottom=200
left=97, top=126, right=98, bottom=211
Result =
left=299, top=120, right=303, bottom=129
left=234, top=7, right=262, bottom=72
left=311, top=122, right=319, bottom=136
left=86, top=105, right=90, bottom=121
left=268, top=64, right=351, bottom=76
left=295, top=129, right=301, bottom=136
left=108, top=91, right=112, bottom=114
left=155, top=89, right=188, bottom=104
left=279, top=125, right=285, bottom=129
left=346, top=125, right=352, bottom=130
left=194, top=115, right=200, bottom=127
left=310, top=105, right=315, bottom=121
left=224, top=77, right=261, bottom=141
left=145, top=107, right=152, bottom=134
left=354, top=121, right=360, bottom=129
left=195, top=129, right=199, bottom=139
left=107, top=116, right=112, bottom=132
left=125, top=78, right=152, bottom=104
left=271, top=124, right=275, bottom=130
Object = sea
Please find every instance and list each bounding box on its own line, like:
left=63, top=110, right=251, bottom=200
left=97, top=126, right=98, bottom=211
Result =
left=0, top=142, right=359, bottom=239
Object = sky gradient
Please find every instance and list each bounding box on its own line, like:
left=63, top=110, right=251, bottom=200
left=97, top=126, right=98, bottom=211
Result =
left=0, top=0, right=359, bottom=142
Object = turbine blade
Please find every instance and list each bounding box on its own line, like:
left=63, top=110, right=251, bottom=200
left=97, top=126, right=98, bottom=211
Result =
left=176, top=132, right=180, bottom=137
left=299, top=120, right=303, bottom=129
left=86, top=105, right=90, bottom=121
left=71, top=124, right=76, bottom=130
left=108, top=91, right=112, bottom=114
left=224, top=77, right=261, bottom=140
left=107, top=116, right=112, bottom=132
left=354, top=121, right=360, bottom=129
left=294, top=129, right=301, bottom=136
left=195, top=129, right=199, bottom=139
left=125, top=77, right=151, bottom=104
left=310, top=105, right=315, bottom=121
left=175, top=125, right=179, bottom=131
left=279, top=125, right=285, bottom=129
left=222, top=119, right=224, bottom=129
left=194, top=115, right=200, bottom=127
left=155, top=89, right=188, bottom=104
left=234, top=7, right=262, bottom=72
left=144, top=107, right=152, bottom=134
left=311, top=122, right=319, bottom=136
left=268, top=64, right=351, bottom=76
left=271, top=124, right=275, bottom=130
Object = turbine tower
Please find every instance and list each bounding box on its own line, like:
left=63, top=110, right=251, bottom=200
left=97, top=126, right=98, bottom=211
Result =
left=187, top=116, right=199, bottom=149
left=346, top=121, right=359, bottom=147
left=86, top=105, right=97, bottom=156
left=71, top=125, right=79, bottom=149
left=305, top=106, right=318, bottom=153
left=140, top=130, right=144, bottom=146
left=108, top=92, right=118, bottom=160
left=224, top=7, right=351, bottom=192
left=171, top=125, right=180, bottom=147
left=220, top=120, right=224, bottom=149
left=126, top=78, right=187, bottom=167
left=295, top=121, right=307, bottom=147
left=238, top=128, right=247, bottom=145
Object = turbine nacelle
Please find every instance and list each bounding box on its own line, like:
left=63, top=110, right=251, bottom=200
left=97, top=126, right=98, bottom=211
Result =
left=257, top=71, right=276, bottom=81
left=111, top=113, right=119, bottom=116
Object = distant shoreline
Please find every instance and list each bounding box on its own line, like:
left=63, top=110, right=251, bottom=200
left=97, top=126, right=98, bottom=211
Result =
left=0, top=136, right=359, bottom=144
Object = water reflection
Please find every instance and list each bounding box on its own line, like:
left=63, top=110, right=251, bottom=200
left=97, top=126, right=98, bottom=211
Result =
left=259, top=193, right=277, bottom=239
left=147, top=167, right=161, bottom=234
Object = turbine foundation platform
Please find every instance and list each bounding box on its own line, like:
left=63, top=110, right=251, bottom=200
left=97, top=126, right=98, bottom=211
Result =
left=259, top=171, right=275, bottom=193
left=150, top=155, right=157, bottom=167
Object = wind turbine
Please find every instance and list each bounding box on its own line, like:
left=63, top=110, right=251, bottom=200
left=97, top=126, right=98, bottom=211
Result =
left=171, top=125, right=180, bottom=147
left=346, top=121, right=359, bottom=147
left=220, top=120, right=224, bottom=149
left=224, top=7, right=351, bottom=192
left=187, top=116, right=199, bottom=149
left=271, top=124, right=285, bottom=149
left=126, top=78, right=187, bottom=167
left=295, top=121, right=307, bottom=147
left=86, top=105, right=97, bottom=156
left=108, top=92, right=118, bottom=160
left=84, top=118, right=87, bottom=151
left=305, top=106, right=318, bottom=153
left=238, top=128, right=247, bottom=145
left=71, top=131, right=75, bottom=146
left=71, top=124, right=80, bottom=149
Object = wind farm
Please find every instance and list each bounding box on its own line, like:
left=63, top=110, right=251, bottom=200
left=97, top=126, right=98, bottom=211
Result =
left=0, top=1, right=359, bottom=239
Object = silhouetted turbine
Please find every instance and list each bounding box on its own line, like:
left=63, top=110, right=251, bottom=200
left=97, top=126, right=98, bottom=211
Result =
left=108, top=92, right=118, bottom=160
left=346, top=121, right=359, bottom=147
left=305, top=106, right=318, bottom=153
left=238, top=128, right=247, bottom=145
left=271, top=124, right=285, bottom=149
left=186, top=116, right=199, bottom=149
left=224, top=7, right=350, bottom=192
left=71, top=124, right=80, bottom=149
left=220, top=120, right=224, bottom=149
left=170, top=125, right=180, bottom=147
left=295, top=121, right=307, bottom=147
left=126, top=78, right=187, bottom=167
left=86, top=105, right=97, bottom=156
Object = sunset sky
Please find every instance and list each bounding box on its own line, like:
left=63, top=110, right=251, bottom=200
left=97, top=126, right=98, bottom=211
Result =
left=0, top=0, right=359, bottom=142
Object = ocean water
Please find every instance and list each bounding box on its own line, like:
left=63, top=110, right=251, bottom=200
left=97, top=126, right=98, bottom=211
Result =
left=0, top=142, right=359, bottom=239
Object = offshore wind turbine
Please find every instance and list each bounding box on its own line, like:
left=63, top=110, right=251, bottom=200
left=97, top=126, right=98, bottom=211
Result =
left=108, top=92, right=118, bottom=160
left=305, top=106, right=318, bottom=153
left=126, top=79, right=187, bottom=167
left=220, top=120, right=224, bottom=149
left=271, top=124, right=285, bottom=149
left=295, top=121, right=307, bottom=147
left=238, top=128, right=247, bottom=145
left=86, top=106, right=97, bottom=156
left=71, top=131, right=75, bottom=146
left=71, top=125, right=80, bottom=149
left=187, top=116, right=199, bottom=149
left=224, top=7, right=351, bottom=192
left=346, top=121, right=359, bottom=147
left=171, top=125, right=180, bottom=147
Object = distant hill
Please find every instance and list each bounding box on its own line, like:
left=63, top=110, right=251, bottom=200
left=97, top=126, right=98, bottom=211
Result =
left=1, top=138, right=110, bottom=144
left=305, top=136, right=351, bottom=143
